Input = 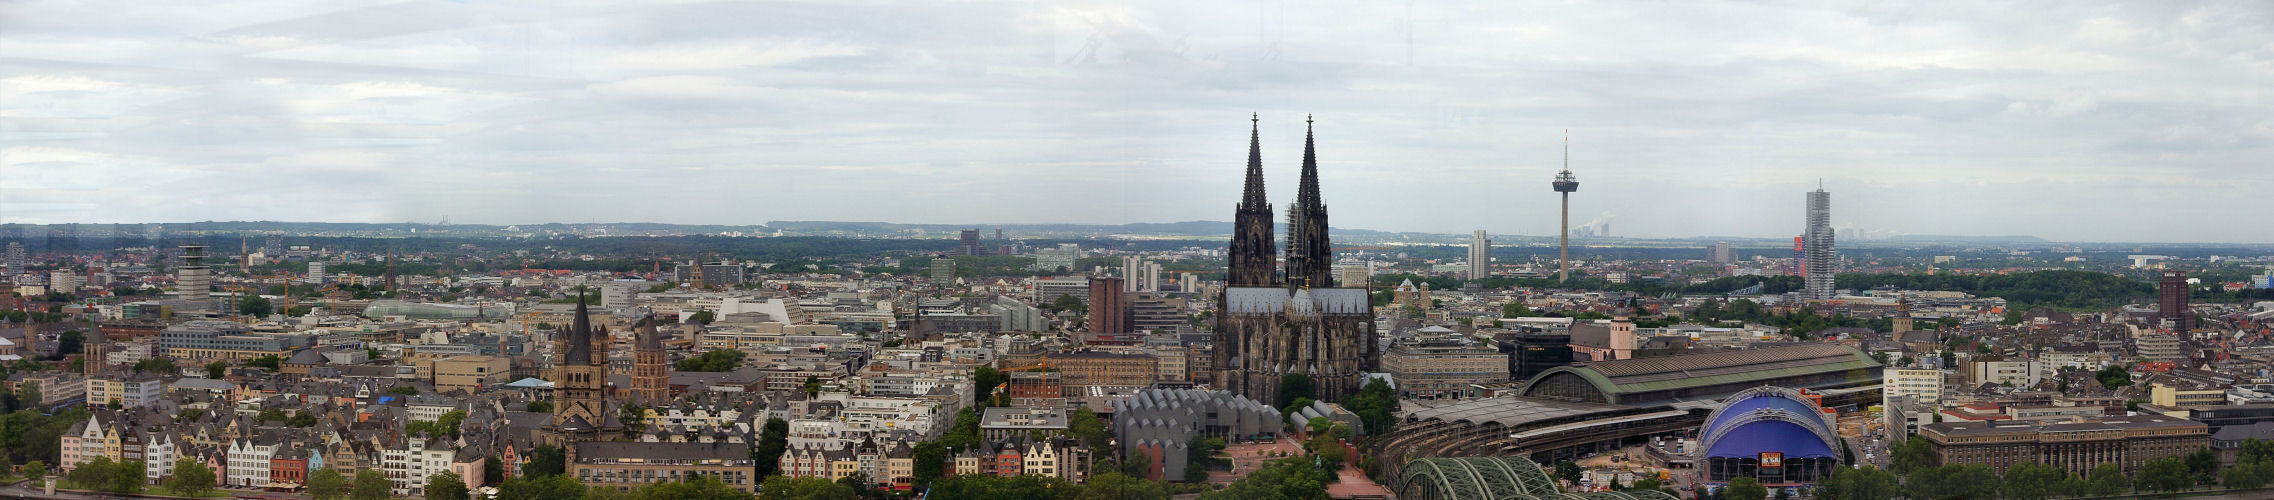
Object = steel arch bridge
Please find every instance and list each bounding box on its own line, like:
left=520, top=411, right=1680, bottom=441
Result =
left=1397, top=456, right=1681, bottom=500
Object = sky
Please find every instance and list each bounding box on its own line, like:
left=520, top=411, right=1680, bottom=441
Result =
left=2, top=1, right=2270, bottom=243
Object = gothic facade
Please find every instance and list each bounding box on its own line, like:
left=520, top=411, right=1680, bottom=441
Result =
left=1213, top=116, right=1378, bottom=404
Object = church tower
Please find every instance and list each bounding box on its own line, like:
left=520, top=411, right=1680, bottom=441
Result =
left=630, top=315, right=669, bottom=405
left=1228, top=114, right=1279, bottom=287
left=1284, top=116, right=1335, bottom=288
left=547, top=289, right=617, bottom=443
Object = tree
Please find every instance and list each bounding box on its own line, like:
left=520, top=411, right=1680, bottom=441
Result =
left=911, top=440, right=946, bottom=489
left=2139, top=456, right=2193, bottom=493
left=20, top=460, right=43, bottom=479
left=1275, top=374, right=1315, bottom=409
left=65, top=456, right=143, bottom=494
left=484, top=457, right=505, bottom=487
left=1723, top=476, right=1767, bottom=500
left=1121, top=448, right=1152, bottom=478
left=245, top=354, right=282, bottom=371
left=496, top=475, right=588, bottom=500
left=525, top=444, right=566, bottom=477
left=803, top=376, right=822, bottom=398
left=1908, top=464, right=1997, bottom=500
left=833, top=472, right=875, bottom=499
left=1069, top=406, right=1113, bottom=463
left=973, top=365, right=1008, bottom=406
left=133, top=358, right=177, bottom=375
left=1503, top=301, right=1537, bottom=318
left=619, top=403, right=648, bottom=432
left=2186, top=447, right=2221, bottom=484
left=1814, top=465, right=1896, bottom=500
left=758, top=476, right=856, bottom=500
left=2242, top=438, right=2274, bottom=465
left=689, top=310, right=715, bottom=325
left=425, top=471, right=469, bottom=500
left=1554, top=461, right=1584, bottom=483
left=674, top=349, right=747, bottom=372
left=388, top=385, right=420, bottom=396
left=1052, top=294, right=1086, bottom=313
left=289, top=410, right=320, bottom=427
left=2096, top=365, right=2132, bottom=389
left=205, top=360, right=229, bottom=379
left=258, top=407, right=287, bottom=424
left=1186, top=435, right=1227, bottom=482
left=754, top=417, right=790, bottom=478
left=2000, top=462, right=2066, bottom=500
left=1345, top=377, right=1399, bottom=435
left=525, top=400, right=553, bottom=413
left=637, top=474, right=755, bottom=500
left=1197, top=457, right=1332, bottom=500
left=55, top=331, right=82, bottom=356
left=165, top=458, right=218, bottom=496
left=2085, top=462, right=2130, bottom=496
left=239, top=295, right=273, bottom=317
left=352, top=469, right=394, bottom=500
left=1889, top=437, right=1934, bottom=475
left=2223, top=458, right=2274, bottom=489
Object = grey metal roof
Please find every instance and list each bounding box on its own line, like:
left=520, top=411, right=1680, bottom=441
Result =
left=1223, top=287, right=1369, bottom=315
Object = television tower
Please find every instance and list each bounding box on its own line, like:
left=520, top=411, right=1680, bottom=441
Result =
left=1551, top=131, right=1579, bottom=282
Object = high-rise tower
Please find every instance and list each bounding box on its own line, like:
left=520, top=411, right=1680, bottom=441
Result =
left=4, top=241, right=23, bottom=279
left=1284, top=116, right=1335, bottom=289
left=1228, top=114, right=1279, bottom=287
left=1803, top=185, right=1836, bottom=300
left=1551, top=133, right=1579, bottom=282
left=1468, top=230, right=1491, bottom=280
left=2159, top=270, right=2192, bottom=331
left=177, top=244, right=211, bottom=304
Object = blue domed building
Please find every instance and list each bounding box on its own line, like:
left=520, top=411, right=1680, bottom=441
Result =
left=1694, top=386, right=1842, bottom=486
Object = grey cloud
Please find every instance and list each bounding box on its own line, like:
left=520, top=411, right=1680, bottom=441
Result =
left=1, top=0, right=2268, bottom=242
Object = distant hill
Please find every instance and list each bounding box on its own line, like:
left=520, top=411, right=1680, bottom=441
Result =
left=1885, top=234, right=2050, bottom=244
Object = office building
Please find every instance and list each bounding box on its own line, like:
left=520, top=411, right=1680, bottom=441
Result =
left=1031, top=277, right=1089, bottom=304
left=1919, top=414, right=2206, bottom=477
left=1381, top=342, right=1510, bottom=397
left=1884, top=368, right=1944, bottom=402
left=1088, top=277, right=1127, bottom=334
left=1710, top=241, right=1734, bottom=265
left=307, top=261, right=326, bottom=285
left=158, top=320, right=314, bottom=362
left=1802, top=187, right=1836, bottom=300
left=1041, top=351, right=1157, bottom=393
left=930, top=259, right=956, bottom=283
left=2159, top=270, right=2193, bottom=330
left=433, top=355, right=510, bottom=394
left=4, top=241, right=22, bottom=278
left=1467, top=230, right=1490, bottom=280
left=177, top=244, right=212, bottom=304
left=571, top=442, right=756, bottom=494
left=958, top=229, right=982, bottom=256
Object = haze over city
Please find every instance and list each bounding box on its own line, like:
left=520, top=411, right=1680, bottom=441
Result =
left=4, top=1, right=2270, bottom=242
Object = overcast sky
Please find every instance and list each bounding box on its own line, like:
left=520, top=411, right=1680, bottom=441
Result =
left=3, top=1, right=2270, bottom=243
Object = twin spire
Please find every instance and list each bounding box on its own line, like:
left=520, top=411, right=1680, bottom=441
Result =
left=1230, top=114, right=1333, bottom=288
left=1237, top=114, right=1323, bottom=215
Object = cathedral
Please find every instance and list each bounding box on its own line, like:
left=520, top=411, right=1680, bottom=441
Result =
left=1213, top=115, right=1379, bottom=404
left=542, top=290, right=624, bottom=445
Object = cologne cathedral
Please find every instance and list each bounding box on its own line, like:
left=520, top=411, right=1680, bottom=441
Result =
left=1213, top=116, right=1378, bottom=404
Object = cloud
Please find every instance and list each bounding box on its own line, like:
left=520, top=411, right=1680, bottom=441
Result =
left=0, top=0, right=2268, bottom=242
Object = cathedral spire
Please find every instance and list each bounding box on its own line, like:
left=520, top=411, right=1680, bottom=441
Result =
left=1297, top=114, right=1321, bottom=212
left=1229, top=113, right=1279, bottom=287
left=1242, top=113, right=1267, bottom=210
left=1286, top=115, right=1334, bottom=288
